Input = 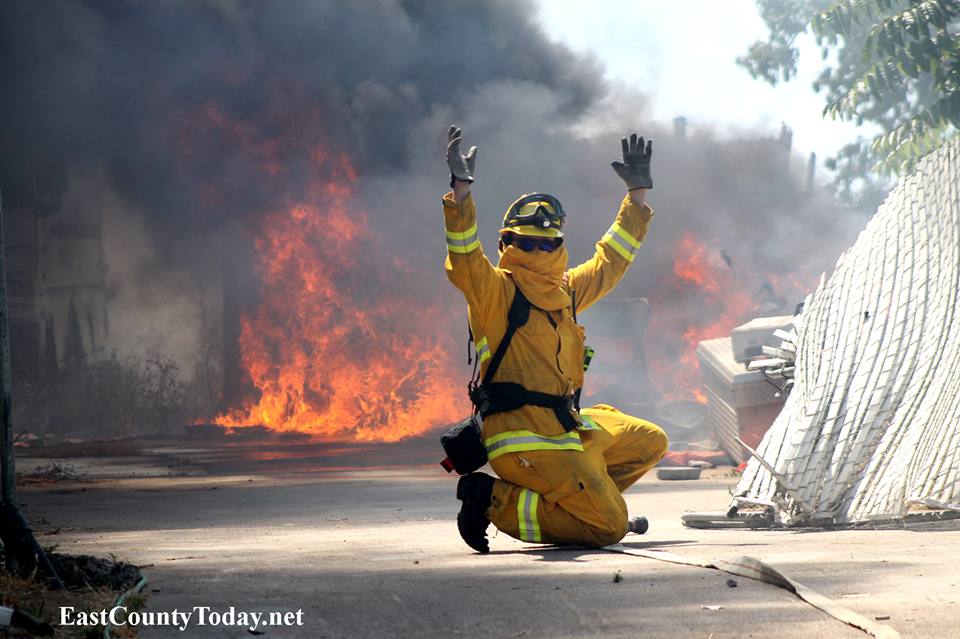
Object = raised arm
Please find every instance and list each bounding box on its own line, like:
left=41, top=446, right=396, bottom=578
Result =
left=443, top=126, right=507, bottom=322
left=567, top=133, right=655, bottom=312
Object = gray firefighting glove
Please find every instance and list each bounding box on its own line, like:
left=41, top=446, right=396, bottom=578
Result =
left=611, top=133, right=653, bottom=190
left=446, top=125, right=478, bottom=186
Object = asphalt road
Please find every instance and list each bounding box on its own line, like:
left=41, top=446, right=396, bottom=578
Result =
left=16, top=437, right=960, bottom=638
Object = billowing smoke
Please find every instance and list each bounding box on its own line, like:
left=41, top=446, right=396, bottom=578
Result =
left=0, top=0, right=865, bottom=438
left=0, top=0, right=600, bottom=223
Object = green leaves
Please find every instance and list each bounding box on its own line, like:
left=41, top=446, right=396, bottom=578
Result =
left=872, top=115, right=952, bottom=175
left=825, top=0, right=960, bottom=174
left=741, top=0, right=959, bottom=195
left=737, top=41, right=801, bottom=84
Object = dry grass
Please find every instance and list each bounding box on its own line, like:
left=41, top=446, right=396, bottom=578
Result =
left=0, top=571, right=143, bottom=638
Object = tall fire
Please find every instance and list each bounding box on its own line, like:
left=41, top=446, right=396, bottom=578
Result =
left=645, top=232, right=757, bottom=402
left=210, top=116, right=466, bottom=441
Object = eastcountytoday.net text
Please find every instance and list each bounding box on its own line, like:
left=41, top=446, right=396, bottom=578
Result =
left=61, top=605, right=304, bottom=632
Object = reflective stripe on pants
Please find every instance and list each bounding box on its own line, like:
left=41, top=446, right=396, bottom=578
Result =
left=484, top=429, right=583, bottom=461
left=517, top=488, right=542, bottom=542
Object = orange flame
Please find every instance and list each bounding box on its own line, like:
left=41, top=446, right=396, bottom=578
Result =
left=673, top=234, right=723, bottom=294
left=203, top=108, right=466, bottom=441
left=646, top=232, right=756, bottom=403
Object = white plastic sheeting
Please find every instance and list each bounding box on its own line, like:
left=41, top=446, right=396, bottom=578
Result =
left=733, top=137, right=960, bottom=525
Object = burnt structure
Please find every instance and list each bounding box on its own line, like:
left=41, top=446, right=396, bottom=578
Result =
left=2, top=158, right=108, bottom=382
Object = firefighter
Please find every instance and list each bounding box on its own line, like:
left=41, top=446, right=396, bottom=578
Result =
left=443, top=125, right=668, bottom=553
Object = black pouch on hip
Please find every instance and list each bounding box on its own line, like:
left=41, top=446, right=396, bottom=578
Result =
left=439, top=284, right=531, bottom=475
left=439, top=415, right=486, bottom=475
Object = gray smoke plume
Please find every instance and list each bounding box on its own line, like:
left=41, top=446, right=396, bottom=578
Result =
left=0, top=0, right=866, bottom=436
left=0, top=0, right=601, bottom=229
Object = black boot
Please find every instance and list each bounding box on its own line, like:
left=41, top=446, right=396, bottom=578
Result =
left=456, top=473, right=494, bottom=553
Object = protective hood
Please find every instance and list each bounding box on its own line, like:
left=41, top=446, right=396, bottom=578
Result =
left=498, top=245, right=570, bottom=310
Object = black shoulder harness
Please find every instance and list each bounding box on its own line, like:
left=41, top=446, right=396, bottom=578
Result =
left=468, top=283, right=579, bottom=432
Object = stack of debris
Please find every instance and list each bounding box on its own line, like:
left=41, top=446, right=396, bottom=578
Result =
left=744, top=321, right=799, bottom=395
left=696, top=315, right=795, bottom=463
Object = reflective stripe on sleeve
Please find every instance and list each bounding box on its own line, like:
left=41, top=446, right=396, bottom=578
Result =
left=484, top=429, right=583, bottom=461
left=517, top=488, right=542, bottom=542
left=578, top=414, right=602, bottom=431
left=601, top=222, right=641, bottom=262
left=475, top=336, right=491, bottom=363
left=446, top=223, right=480, bottom=254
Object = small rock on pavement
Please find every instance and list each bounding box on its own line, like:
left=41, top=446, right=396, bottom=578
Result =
left=726, top=579, right=738, bottom=588
left=656, top=467, right=701, bottom=480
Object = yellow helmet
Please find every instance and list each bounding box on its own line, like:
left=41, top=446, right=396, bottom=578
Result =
left=501, top=193, right=565, bottom=238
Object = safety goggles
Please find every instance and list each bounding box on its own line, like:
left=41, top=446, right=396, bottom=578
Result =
left=501, top=232, right=564, bottom=252
left=503, top=193, right=565, bottom=235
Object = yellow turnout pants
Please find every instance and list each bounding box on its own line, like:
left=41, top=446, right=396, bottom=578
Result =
left=486, top=404, right=668, bottom=547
